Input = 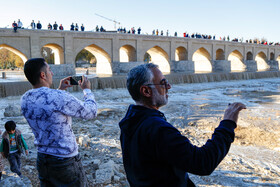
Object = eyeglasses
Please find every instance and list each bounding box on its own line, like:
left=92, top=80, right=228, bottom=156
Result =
left=145, top=78, right=169, bottom=89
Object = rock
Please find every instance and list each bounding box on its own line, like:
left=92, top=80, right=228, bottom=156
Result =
left=93, top=120, right=103, bottom=127
left=0, top=174, right=32, bottom=187
left=95, top=160, right=120, bottom=184
left=95, top=168, right=114, bottom=184
left=4, top=105, right=22, bottom=117
left=7, top=116, right=27, bottom=124
left=97, top=108, right=124, bottom=120
left=99, top=160, right=119, bottom=173
left=102, top=124, right=119, bottom=136
left=22, top=165, right=35, bottom=173
left=113, top=175, right=120, bottom=182
left=77, top=135, right=90, bottom=147
left=22, top=134, right=35, bottom=149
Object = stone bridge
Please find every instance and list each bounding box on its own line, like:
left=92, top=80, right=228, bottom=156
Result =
left=0, top=28, right=280, bottom=75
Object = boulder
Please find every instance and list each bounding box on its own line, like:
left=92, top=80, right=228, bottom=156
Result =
left=97, top=108, right=124, bottom=120
left=95, top=160, right=120, bottom=184
left=95, top=168, right=114, bottom=184
left=0, top=174, right=32, bottom=187
left=77, top=135, right=91, bottom=147
left=4, top=105, right=22, bottom=117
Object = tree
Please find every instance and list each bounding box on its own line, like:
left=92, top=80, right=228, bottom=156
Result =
left=42, top=47, right=54, bottom=64
left=144, top=53, right=151, bottom=63
left=75, top=49, right=96, bottom=67
left=0, top=48, right=24, bottom=69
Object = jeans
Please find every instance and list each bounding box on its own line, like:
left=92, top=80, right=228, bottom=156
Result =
left=37, top=152, right=88, bottom=187
left=8, top=152, right=21, bottom=176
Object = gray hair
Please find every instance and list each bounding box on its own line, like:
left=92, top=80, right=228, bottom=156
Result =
left=127, top=63, right=158, bottom=101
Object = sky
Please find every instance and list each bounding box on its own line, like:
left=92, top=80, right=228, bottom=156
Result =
left=0, top=0, right=280, bottom=42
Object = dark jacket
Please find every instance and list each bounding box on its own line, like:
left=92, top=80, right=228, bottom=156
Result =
left=119, top=105, right=237, bottom=187
left=37, top=23, right=42, bottom=29
left=2, top=129, right=24, bottom=158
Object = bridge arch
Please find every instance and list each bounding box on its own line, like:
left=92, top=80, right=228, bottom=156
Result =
left=145, top=46, right=170, bottom=73
left=192, top=47, right=212, bottom=73
left=119, top=45, right=136, bottom=62
left=255, top=52, right=269, bottom=71
left=228, top=50, right=245, bottom=72
left=0, top=44, right=28, bottom=63
left=42, top=43, right=64, bottom=65
left=277, top=55, right=280, bottom=70
left=246, top=51, right=253, bottom=60
left=76, top=44, right=112, bottom=75
left=216, top=49, right=225, bottom=60
left=175, top=46, right=187, bottom=61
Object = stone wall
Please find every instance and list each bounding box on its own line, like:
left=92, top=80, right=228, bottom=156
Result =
left=212, top=60, right=231, bottom=72
left=49, top=64, right=76, bottom=77
left=171, top=61, right=194, bottom=73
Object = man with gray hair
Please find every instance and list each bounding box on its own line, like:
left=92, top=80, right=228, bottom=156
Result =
left=119, top=63, right=246, bottom=186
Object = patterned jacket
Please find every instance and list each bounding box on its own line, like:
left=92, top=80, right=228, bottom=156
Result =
left=21, top=87, right=97, bottom=157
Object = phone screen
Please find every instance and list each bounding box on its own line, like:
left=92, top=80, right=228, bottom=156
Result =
left=70, top=76, right=82, bottom=85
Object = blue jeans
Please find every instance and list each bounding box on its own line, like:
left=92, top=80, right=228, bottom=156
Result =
left=37, top=152, right=88, bottom=187
left=8, top=152, right=21, bottom=176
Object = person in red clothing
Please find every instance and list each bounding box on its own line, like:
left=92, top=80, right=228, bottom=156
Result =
left=59, top=24, right=64, bottom=30
left=12, top=21, right=18, bottom=32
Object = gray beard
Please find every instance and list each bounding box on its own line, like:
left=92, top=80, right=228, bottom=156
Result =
left=151, top=87, right=168, bottom=108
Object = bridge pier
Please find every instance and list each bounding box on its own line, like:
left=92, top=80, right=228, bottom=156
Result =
left=245, top=60, right=258, bottom=72
left=171, top=61, right=194, bottom=73
left=112, top=61, right=144, bottom=75
left=49, top=64, right=76, bottom=77
left=212, top=60, right=231, bottom=72
left=268, top=60, right=279, bottom=71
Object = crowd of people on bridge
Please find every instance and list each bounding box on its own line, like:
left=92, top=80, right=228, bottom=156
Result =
left=11, top=20, right=91, bottom=32
left=7, top=19, right=280, bottom=46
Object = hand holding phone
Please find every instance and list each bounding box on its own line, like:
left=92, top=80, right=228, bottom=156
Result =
left=70, top=76, right=83, bottom=85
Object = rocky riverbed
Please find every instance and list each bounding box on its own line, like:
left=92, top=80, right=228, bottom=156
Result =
left=0, top=77, right=279, bottom=186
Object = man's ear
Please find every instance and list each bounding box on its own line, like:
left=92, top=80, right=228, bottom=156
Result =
left=140, top=85, right=152, bottom=98
left=40, top=71, right=46, bottom=80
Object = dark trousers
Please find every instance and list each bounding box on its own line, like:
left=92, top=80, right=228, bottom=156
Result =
left=37, top=152, right=88, bottom=187
left=8, top=152, right=21, bottom=176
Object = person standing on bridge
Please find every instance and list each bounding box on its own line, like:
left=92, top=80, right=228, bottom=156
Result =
left=59, top=24, right=64, bottom=30
left=30, top=20, right=35, bottom=29
left=75, top=23, right=79, bottom=31
left=21, top=58, right=98, bottom=186
left=37, top=21, right=42, bottom=30
left=53, top=22, right=58, bottom=30
left=81, top=24, right=85, bottom=31
left=47, top=23, right=52, bottom=30
left=17, top=19, right=22, bottom=29
left=12, top=21, right=18, bottom=32
left=119, top=63, right=246, bottom=186
left=70, top=23, right=74, bottom=31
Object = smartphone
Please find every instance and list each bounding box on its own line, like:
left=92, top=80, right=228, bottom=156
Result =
left=70, top=76, right=82, bottom=85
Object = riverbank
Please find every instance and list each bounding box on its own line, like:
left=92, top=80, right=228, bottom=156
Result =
left=0, top=77, right=279, bottom=186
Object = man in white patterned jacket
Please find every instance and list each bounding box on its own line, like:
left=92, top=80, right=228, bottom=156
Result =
left=21, top=58, right=97, bottom=187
